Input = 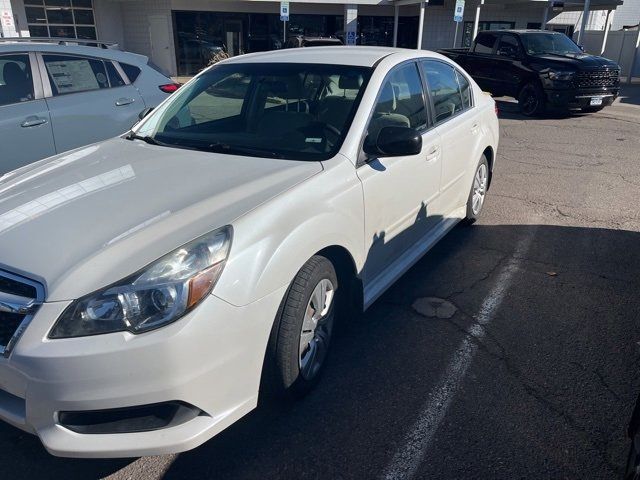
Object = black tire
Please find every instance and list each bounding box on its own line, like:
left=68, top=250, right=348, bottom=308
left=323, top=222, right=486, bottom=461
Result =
left=518, top=82, right=546, bottom=117
left=263, top=255, right=338, bottom=399
left=465, top=155, right=490, bottom=224
left=581, top=106, right=605, bottom=113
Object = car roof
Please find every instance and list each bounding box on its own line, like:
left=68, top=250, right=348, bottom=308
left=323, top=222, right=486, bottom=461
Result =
left=0, top=42, right=148, bottom=64
left=223, top=46, right=440, bottom=67
left=482, top=29, right=564, bottom=35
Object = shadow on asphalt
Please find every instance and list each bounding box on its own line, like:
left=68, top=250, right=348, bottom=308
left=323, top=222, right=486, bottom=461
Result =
left=1, top=223, right=639, bottom=479
left=618, top=85, right=640, bottom=106
left=496, top=99, right=580, bottom=121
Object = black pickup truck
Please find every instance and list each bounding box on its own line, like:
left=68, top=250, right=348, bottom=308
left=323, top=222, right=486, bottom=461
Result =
left=439, top=30, right=620, bottom=116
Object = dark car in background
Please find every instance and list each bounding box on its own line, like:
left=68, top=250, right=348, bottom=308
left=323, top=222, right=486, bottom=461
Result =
left=439, top=30, right=620, bottom=116
left=284, top=36, right=343, bottom=49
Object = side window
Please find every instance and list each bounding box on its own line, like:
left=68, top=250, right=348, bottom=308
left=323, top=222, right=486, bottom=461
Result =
left=0, top=54, right=35, bottom=107
left=121, top=63, right=142, bottom=83
left=474, top=33, right=498, bottom=54
left=43, top=55, right=110, bottom=96
left=106, top=62, right=126, bottom=87
left=456, top=70, right=472, bottom=110
left=367, top=62, right=427, bottom=143
left=421, top=61, right=464, bottom=123
left=497, top=34, right=520, bottom=58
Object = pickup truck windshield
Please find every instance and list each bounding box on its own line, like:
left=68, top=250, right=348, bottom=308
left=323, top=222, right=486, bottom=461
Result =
left=133, top=63, right=372, bottom=161
left=520, top=33, right=582, bottom=56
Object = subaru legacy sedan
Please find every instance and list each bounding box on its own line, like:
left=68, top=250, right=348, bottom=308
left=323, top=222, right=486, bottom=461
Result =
left=0, top=47, right=498, bottom=458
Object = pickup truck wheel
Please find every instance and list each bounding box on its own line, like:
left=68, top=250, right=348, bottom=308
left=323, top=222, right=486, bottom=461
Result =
left=264, top=255, right=338, bottom=399
left=465, top=155, right=489, bottom=224
left=518, top=82, right=546, bottom=117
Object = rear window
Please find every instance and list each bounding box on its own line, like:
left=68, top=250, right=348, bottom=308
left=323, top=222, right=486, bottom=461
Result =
left=121, top=63, right=142, bottom=83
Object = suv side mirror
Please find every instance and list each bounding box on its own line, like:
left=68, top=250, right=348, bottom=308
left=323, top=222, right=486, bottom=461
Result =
left=138, top=107, right=154, bottom=120
left=364, top=126, right=422, bottom=158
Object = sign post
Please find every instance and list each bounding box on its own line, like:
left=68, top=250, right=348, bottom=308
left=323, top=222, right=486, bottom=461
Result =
left=453, top=0, right=465, bottom=47
left=280, top=1, right=289, bottom=43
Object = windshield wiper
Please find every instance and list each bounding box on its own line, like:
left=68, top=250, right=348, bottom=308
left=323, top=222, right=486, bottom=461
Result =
left=201, top=142, right=283, bottom=159
left=125, top=132, right=166, bottom=146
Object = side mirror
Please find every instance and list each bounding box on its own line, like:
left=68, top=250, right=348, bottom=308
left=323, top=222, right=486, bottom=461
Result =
left=138, top=107, right=154, bottom=120
left=364, top=126, right=422, bottom=158
left=578, top=44, right=585, bottom=52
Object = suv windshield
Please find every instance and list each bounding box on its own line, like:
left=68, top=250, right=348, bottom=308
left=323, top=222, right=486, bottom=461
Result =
left=521, top=33, right=582, bottom=56
left=133, top=63, right=372, bottom=160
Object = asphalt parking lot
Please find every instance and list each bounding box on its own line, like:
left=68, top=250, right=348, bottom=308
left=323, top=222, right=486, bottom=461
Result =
left=1, top=87, right=639, bottom=480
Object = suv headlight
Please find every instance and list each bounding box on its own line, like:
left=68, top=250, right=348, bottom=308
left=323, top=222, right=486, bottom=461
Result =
left=546, top=69, right=576, bottom=81
left=49, top=226, right=232, bottom=339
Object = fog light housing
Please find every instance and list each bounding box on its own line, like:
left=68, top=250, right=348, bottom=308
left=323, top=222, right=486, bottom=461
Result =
left=58, top=401, right=202, bottom=434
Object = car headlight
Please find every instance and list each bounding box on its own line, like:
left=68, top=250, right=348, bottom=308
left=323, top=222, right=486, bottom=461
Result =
left=49, top=226, right=232, bottom=339
left=546, top=69, right=576, bottom=81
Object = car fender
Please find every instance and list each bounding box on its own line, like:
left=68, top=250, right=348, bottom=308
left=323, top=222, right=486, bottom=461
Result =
left=214, top=156, right=365, bottom=308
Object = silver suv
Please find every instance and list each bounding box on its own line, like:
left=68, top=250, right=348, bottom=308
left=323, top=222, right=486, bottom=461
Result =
left=0, top=38, right=178, bottom=174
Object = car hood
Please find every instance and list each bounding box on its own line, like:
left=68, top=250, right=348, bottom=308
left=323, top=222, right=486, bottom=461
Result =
left=531, top=52, right=619, bottom=70
left=0, top=138, right=322, bottom=301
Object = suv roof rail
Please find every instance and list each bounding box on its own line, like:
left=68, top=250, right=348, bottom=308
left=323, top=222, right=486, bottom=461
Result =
left=0, top=37, right=120, bottom=49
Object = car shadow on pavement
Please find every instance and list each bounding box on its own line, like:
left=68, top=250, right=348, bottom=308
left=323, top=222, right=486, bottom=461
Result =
left=1, top=223, right=639, bottom=479
left=159, top=223, right=640, bottom=480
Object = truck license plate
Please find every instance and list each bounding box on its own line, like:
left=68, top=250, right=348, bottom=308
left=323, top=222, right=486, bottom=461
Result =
left=590, top=97, right=603, bottom=106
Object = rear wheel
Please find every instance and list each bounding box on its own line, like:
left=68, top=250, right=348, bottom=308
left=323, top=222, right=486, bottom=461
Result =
left=465, top=155, right=489, bottom=224
left=264, top=256, right=338, bottom=398
left=518, top=82, right=546, bottom=117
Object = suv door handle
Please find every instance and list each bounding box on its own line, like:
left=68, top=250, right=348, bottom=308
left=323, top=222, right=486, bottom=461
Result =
left=426, top=146, right=440, bottom=162
left=115, top=98, right=135, bottom=106
left=21, top=116, right=48, bottom=128
left=471, top=123, right=480, bottom=134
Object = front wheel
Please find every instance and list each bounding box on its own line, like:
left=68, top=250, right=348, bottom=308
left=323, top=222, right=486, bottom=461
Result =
left=263, top=255, right=338, bottom=398
left=518, top=82, right=546, bottom=117
left=465, top=155, right=490, bottom=224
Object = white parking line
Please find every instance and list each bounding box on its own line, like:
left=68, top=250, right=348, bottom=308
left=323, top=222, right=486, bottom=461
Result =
left=381, top=229, right=537, bottom=480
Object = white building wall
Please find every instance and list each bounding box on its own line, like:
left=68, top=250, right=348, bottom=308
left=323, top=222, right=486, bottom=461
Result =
left=611, top=0, right=640, bottom=29
left=94, top=0, right=124, bottom=47
left=5, top=0, right=29, bottom=37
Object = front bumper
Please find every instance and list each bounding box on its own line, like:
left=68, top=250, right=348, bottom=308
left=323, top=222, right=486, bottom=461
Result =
left=544, top=88, right=618, bottom=109
left=0, top=286, right=286, bottom=458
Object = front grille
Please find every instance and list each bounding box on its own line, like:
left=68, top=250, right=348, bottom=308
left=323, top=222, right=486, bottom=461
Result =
left=0, top=312, right=24, bottom=347
left=577, top=68, right=620, bottom=89
left=0, top=270, right=44, bottom=355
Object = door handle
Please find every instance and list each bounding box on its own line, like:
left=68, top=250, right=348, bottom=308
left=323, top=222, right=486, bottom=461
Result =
left=426, top=146, right=440, bottom=162
left=21, top=116, right=48, bottom=128
left=471, top=123, right=480, bottom=134
left=115, top=98, right=136, bottom=106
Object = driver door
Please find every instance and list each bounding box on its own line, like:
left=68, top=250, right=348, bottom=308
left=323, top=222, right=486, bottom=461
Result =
left=357, top=62, right=442, bottom=288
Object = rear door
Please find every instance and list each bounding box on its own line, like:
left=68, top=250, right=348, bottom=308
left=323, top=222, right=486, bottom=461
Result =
left=39, top=53, right=144, bottom=153
left=0, top=52, right=56, bottom=174
left=421, top=60, right=479, bottom=214
left=465, top=32, right=500, bottom=92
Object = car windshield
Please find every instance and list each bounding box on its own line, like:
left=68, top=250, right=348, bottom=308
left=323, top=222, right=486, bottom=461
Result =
left=133, top=62, right=372, bottom=161
left=521, top=33, right=582, bottom=56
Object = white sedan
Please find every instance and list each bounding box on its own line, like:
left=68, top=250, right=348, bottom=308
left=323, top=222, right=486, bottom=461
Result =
left=0, top=46, right=498, bottom=458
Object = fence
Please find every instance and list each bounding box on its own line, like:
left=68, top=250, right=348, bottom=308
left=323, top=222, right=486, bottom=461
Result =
left=582, top=29, right=640, bottom=82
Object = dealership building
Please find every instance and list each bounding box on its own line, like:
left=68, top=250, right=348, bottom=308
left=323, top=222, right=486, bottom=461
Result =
left=0, top=0, right=628, bottom=77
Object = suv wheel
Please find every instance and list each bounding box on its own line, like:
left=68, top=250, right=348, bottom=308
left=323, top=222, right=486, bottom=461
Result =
left=264, top=255, right=338, bottom=398
left=518, top=82, right=546, bottom=117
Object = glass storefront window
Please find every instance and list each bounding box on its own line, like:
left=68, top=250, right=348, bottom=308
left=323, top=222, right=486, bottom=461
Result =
left=25, top=0, right=96, bottom=40
left=173, top=11, right=418, bottom=76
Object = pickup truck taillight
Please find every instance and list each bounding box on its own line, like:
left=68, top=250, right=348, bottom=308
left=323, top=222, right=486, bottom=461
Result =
left=159, top=83, right=181, bottom=94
